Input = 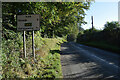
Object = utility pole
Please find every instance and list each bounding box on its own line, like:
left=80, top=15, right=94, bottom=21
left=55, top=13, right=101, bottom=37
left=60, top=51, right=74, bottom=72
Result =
left=91, top=16, right=94, bottom=30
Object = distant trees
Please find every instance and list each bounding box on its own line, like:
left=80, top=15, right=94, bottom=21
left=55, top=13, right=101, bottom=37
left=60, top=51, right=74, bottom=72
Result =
left=104, top=21, right=120, bottom=31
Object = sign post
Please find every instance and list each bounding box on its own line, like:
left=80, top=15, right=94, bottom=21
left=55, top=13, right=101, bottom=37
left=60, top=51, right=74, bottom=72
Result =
left=17, top=14, right=40, bottom=60
left=23, top=30, right=26, bottom=58
left=32, top=31, right=35, bottom=60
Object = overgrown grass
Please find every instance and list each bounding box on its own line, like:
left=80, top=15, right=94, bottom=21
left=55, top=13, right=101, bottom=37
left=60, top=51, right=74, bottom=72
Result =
left=78, top=41, right=120, bottom=54
left=2, top=36, right=65, bottom=79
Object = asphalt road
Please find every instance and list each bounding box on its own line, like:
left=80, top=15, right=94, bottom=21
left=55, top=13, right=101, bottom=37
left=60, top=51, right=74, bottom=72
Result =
left=60, top=42, right=120, bottom=80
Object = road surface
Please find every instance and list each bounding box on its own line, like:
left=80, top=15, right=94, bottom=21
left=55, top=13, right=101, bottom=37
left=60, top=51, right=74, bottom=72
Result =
left=60, top=42, right=120, bottom=80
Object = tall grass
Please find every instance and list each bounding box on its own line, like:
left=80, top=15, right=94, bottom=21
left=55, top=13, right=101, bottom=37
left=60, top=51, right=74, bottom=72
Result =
left=2, top=31, right=65, bottom=79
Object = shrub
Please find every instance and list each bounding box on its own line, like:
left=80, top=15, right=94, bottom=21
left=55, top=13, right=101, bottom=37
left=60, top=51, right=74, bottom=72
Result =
left=67, top=33, right=77, bottom=42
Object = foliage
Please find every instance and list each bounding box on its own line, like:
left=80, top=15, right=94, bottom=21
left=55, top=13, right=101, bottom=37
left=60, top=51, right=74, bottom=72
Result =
left=77, top=21, right=120, bottom=53
left=67, top=33, right=77, bottom=42
left=2, top=38, right=64, bottom=78
left=79, top=41, right=120, bottom=53
left=104, top=21, right=120, bottom=31
left=2, top=2, right=93, bottom=38
left=2, top=1, right=93, bottom=79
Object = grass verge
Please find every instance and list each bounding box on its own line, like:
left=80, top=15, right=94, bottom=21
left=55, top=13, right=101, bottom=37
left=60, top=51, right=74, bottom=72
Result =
left=2, top=38, right=65, bottom=79
left=78, top=41, right=120, bottom=54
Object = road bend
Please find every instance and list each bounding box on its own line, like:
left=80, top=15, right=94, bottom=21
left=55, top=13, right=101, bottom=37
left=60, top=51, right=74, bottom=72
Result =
left=60, top=42, right=120, bottom=80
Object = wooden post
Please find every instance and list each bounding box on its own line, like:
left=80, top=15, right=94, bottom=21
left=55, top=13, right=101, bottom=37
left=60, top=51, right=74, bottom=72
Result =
left=23, top=31, right=26, bottom=58
left=32, top=31, right=35, bottom=60
left=91, top=16, right=94, bottom=30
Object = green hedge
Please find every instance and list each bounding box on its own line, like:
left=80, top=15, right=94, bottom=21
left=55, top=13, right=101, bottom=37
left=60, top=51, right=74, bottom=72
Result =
left=77, top=27, right=120, bottom=54
left=79, top=41, right=120, bottom=54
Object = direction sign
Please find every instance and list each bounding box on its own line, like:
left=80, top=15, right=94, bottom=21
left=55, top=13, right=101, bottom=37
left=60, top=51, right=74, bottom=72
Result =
left=17, top=14, right=40, bottom=31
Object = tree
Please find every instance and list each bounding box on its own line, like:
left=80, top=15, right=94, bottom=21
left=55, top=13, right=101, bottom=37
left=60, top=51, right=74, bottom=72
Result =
left=104, top=21, right=120, bottom=31
left=2, top=2, right=94, bottom=38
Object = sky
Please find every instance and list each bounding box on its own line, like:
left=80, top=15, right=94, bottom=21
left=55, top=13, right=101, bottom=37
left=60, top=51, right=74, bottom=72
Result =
left=81, top=1, right=118, bottom=30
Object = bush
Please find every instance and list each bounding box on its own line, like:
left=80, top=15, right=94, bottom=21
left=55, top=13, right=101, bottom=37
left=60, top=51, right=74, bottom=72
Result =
left=76, top=26, right=120, bottom=53
left=104, top=21, right=120, bottom=31
left=2, top=36, right=64, bottom=78
left=67, top=33, right=77, bottom=42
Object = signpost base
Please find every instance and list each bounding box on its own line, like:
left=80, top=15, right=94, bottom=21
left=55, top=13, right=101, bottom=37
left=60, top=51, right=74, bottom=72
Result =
left=32, top=31, right=35, bottom=60
left=23, top=31, right=26, bottom=58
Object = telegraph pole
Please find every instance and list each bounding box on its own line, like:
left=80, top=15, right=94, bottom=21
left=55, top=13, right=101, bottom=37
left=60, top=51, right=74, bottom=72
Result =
left=91, top=16, right=94, bottom=30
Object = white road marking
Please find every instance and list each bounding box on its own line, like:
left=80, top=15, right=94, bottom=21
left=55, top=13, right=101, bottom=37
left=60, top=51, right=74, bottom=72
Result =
left=71, top=43, right=120, bottom=69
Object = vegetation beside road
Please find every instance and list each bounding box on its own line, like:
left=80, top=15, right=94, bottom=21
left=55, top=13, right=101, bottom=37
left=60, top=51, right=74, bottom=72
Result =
left=79, top=41, right=120, bottom=53
left=77, top=21, right=120, bottom=54
left=1, top=1, right=94, bottom=79
left=2, top=37, right=65, bottom=78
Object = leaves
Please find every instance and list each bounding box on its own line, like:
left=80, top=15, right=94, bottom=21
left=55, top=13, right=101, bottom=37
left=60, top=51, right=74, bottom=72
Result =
left=2, top=2, right=93, bottom=78
left=2, top=2, right=93, bottom=38
left=104, top=21, right=120, bottom=31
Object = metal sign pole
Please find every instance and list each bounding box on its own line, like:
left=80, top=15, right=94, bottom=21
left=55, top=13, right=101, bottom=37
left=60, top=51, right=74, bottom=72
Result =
left=32, top=30, right=35, bottom=60
left=23, top=30, right=26, bottom=58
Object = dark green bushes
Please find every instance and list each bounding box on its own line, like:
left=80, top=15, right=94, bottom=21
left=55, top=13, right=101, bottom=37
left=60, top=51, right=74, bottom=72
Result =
left=77, top=28, right=120, bottom=47
left=77, top=28, right=101, bottom=42
left=67, top=33, right=77, bottom=42
left=77, top=21, right=120, bottom=53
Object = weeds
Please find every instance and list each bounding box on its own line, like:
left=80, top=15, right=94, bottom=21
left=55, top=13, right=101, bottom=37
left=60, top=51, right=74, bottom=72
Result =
left=2, top=36, right=64, bottom=79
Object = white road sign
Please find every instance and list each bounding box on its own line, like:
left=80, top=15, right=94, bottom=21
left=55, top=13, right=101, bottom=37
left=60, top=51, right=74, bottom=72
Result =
left=17, top=14, right=40, bottom=31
